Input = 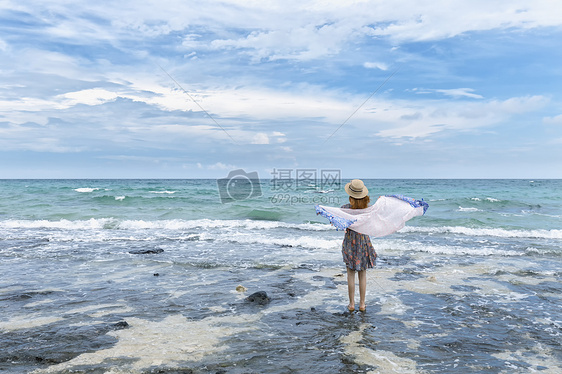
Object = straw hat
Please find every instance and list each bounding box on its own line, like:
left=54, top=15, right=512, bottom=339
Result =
left=345, top=179, right=369, bottom=199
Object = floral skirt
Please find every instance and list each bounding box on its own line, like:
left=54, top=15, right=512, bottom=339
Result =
left=342, top=228, right=377, bottom=271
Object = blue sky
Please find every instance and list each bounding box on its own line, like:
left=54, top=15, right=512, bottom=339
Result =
left=1, top=1, right=562, bottom=179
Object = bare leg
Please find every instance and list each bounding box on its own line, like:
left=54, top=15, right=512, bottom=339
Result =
left=346, top=267, right=356, bottom=310
left=358, top=270, right=367, bottom=310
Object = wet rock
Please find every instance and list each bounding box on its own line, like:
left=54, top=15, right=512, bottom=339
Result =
left=110, top=321, right=129, bottom=330
left=2, top=290, right=55, bottom=301
left=246, top=291, right=270, bottom=305
left=128, top=248, right=164, bottom=255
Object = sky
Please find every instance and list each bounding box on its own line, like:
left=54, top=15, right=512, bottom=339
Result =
left=1, top=0, right=562, bottom=179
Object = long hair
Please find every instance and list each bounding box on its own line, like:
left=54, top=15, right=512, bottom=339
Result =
left=349, top=195, right=370, bottom=209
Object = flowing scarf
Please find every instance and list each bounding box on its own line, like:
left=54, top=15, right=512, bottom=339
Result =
left=315, top=195, right=428, bottom=237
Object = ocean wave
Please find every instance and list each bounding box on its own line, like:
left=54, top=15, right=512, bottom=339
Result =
left=402, top=226, right=562, bottom=240
left=457, top=206, right=482, bottom=212
left=2, top=218, right=561, bottom=240
left=0, top=218, right=333, bottom=232
left=198, top=231, right=340, bottom=250
left=149, top=191, right=176, bottom=194
left=394, top=243, right=523, bottom=257
left=520, top=211, right=562, bottom=219
left=117, top=218, right=333, bottom=232
left=470, top=197, right=501, bottom=202
left=74, top=188, right=101, bottom=193
left=0, top=218, right=112, bottom=230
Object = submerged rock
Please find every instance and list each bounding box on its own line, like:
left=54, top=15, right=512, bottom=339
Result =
left=110, top=321, right=129, bottom=330
left=128, top=248, right=164, bottom=255
left=246, top=291, right=270, bottom=305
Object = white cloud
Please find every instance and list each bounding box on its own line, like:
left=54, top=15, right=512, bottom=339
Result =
left=365, top=0, right=562, bottom=42
left=6, top=1, right=561, bottom=64
left=372, top=95, right=549, bottom=139
left=60, top=88, right=119, bottom=106
left=207, top=162, right=238, bottom=170
left=272, top=131, right=287, bottom=143
left=1, top=0, right=561, bottom=177
left=435, top=88, right=483, bottom=99
left=363, top=62, right=388, bottom=70
left=543, top=114, right=562, bottom=125
left=410, top=88, right=483, bottom=99
left=251, top=133, right=270, bottom=144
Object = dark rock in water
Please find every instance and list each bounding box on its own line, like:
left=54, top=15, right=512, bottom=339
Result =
left=3, top=290, right=55, bottom=301
left=128, top=248, right=164, bottom=255
left=110, top=321, right=129, bottom=330
left=246, top=291, right=270, bottom=305
left=153, top=273, right=160, bottom=276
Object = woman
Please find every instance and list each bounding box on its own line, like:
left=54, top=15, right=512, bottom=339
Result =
left=341, top=179, right=376, bottom=312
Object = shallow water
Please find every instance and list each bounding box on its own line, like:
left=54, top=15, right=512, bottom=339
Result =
left=1, top=179, right=561, bottom=373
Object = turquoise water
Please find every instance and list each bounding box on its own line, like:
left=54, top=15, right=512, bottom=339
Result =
left=2, top=178, right=561, bottom=227
left=1, top=179, right=561, bottom=373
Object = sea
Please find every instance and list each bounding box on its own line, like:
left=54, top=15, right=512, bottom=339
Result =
left=0, top=179, right=560, bottom=373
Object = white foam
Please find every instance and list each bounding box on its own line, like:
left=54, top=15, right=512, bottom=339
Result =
left=64, top=303, right=132, bottom=317
left=0, top=218, right=112, bottom=230
left=115, top=218, right=334, bottom=233
left=401, top=225, right=562, bottom=240
left=115, top=196, right=125, bottom=201
left=0, top=218, right=330, bottom=233
left=522, top=211, right=562, bottom=219
left=470, top=197, right=500, bottom=202
left=24, top=299, right=55, bottom=308
left=149, top=190, right=176, bottom=194
left=201, top=231, right=340, bottom=250
left=340, top=323, right=418, bottom=373
left=458, top=206, right=481, bottom=212
left=32, top=313, right=260, bottom=373
left=0, top=314, right=64, bottom=331
left=492, top=347, right=562, bottom=373
left=74, top=188, right=100, bottom=193
left=407, top=243, right=522, bottom=257
left=377, top=295, right=412, bottom=315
